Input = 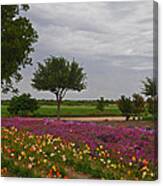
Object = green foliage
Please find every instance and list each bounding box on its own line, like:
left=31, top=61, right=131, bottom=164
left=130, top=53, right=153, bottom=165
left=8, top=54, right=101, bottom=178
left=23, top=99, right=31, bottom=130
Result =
left=141, top=77, right=158, bottom=120
left=132, top=93, right=145, bottom=120
left=7, top=93, right=39, bottom=116
left=141, top=77, right=157, bottom=98
left=146, top=97, right=158, bottom=120
left=32, top=56, right=87, bottom=119
left=96, top=97, right=107, bottom=112
left=1, top=4, right=38, bottom=93
left=1, top=104, right=122, bottom=118
left=147, top=98, right=154, bottom=114
left=118, top=96, right=133, bottom=121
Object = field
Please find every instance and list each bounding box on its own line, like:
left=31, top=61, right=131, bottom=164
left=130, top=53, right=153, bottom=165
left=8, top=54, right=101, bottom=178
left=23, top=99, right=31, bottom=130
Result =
left=1, top=103, right=151, bottom=119
left=1, top=104, right=122, bottom=117
left=1, top=117, right=157, bottom=180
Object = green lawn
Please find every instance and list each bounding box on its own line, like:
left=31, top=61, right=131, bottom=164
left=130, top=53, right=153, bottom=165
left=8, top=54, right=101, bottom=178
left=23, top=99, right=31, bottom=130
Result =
left=1, top=104, right=122, bottom=117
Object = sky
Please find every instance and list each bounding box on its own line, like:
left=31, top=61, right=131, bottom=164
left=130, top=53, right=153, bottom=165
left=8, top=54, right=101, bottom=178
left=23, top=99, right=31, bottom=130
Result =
left=2, top=0, right=154, bottom=100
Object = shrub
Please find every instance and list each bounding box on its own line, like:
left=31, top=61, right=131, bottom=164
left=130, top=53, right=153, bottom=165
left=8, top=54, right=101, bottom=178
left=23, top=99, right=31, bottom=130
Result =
left=132, top=93, right=145, bottom=120
left=146, top=97, right=158, bottom=120
left=118, top=95, right=133, bottom=121
left=7, top=93, right=39, bottom=116
left=96, top=97, right=107, bottom=112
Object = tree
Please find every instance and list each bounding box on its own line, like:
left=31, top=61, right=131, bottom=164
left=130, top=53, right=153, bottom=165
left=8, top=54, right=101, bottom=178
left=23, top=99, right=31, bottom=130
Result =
left=141, top=77, right=158, bottom=120
left=96, top=97, right=107, bottom=112
left=32, top=56, right=86, bottom=119
left=8, top=93, right=39, bottom=116
left=118, top=95, right=133, bottom=121
left=141, top=77, right=157, bottom=98
left=146, top=97, right=158, bottom=120
left=1, top=5, right=38, bottom=93
left=132, top=93, right=145, bottom=120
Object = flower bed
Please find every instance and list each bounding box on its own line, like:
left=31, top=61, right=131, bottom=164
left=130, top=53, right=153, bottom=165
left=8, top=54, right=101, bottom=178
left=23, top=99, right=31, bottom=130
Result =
left=1, top=117, right=158, bottom=180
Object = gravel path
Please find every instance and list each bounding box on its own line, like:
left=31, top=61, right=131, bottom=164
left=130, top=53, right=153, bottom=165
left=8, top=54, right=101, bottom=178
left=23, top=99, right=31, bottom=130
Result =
left=61, top=116, right=126, bottom=121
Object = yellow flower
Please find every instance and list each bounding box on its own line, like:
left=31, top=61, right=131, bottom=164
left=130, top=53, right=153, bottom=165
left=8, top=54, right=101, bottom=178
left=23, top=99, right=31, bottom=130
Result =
left=100, top=158, right=104, bottom=162
left=79, top=151, right=82, bottom=155
left=29, top=156, right=35, bottom=162
left=110, top=164, right=117, bottom=169
left=140, top=166, right=149, bottom=172
left=120, top=157, right=123, bottom=161
left=107, top=159, right=111, bottom=164
left=52, top=165, right=56, bottom=171
left=50, top=153, right=55, bottom=157
left=21, top=151, right=26, bottom=157
left=96, top=147, right=99, bottom=151
left=71, top=143, right=75, bottom=147
left=129, top=162, right=132, bottom=166
left=18, top=155, right=22, bottom=161
left=43, top=159, right=47, bottom=163
left=42, top=141, right=46, bottom=147
left=79, top=155, right=83, bottom=160
left=142, top=171, right=147, bottom=178
left=62, top=154, right=66, bottom=162
left=28, top=163, right=33, bottom=169
left=132, top=156, right=136, bottom=162
left=10, top=153, right=15, bottom=157
left=150, top=172, right=154, bottom=177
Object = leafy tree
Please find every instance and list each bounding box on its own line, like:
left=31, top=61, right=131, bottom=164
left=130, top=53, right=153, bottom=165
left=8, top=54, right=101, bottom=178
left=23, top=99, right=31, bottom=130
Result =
left=31, top=56, right=86, bottom=119
left=8, top=93, right=39, bottom=116
left=142, top=77, right=158, bottom=120
left=1, top=5, right=38, bottom=93
left=141, top=77, right=157, bottom=98
left=118, top=95, right=133, bottom=121
left=146, top=97, right=154, bottom=115
left=146, top=97, right=158, bottom=120
left=132, top=93, right=145, bottom=120
left=96, top=97, right=107, bottom=112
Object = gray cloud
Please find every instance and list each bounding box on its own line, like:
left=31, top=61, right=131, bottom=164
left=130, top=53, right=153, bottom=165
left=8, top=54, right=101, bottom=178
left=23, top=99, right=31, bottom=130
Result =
left=2, top=1, right=154, bottom=100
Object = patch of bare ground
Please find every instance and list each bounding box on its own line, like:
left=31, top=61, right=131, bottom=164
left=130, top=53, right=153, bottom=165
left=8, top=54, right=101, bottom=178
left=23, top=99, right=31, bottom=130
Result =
left=65, top=166, right=92, bottom=179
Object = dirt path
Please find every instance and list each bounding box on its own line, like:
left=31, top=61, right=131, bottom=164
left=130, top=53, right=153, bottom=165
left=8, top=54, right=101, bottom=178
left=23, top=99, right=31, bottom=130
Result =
left=61, top=116, right=125, bottom=122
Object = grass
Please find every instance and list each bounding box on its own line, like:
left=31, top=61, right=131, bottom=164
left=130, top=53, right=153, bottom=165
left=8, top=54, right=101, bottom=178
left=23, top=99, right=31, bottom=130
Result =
left=1, top=104, right=122, bottom=117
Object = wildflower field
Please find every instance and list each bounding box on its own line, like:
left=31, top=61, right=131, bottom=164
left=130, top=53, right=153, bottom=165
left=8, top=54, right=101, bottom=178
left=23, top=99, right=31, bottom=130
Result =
left=1, top=117, right=158, bottom=180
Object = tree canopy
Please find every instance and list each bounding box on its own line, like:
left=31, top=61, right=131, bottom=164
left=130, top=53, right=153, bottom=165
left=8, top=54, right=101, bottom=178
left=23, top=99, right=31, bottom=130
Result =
left=141, top=77, right=157, bottom=98
left=1, top=4, right=38, bottom=93
left=118, top=95, right=133, bottom=121
left=7, top=93, right=39, bottom=116
left=132, top=93, right=145, bottom=120
left=96, top=97, right=107, bottom=112
left=32, top=56, right=86, bottom=119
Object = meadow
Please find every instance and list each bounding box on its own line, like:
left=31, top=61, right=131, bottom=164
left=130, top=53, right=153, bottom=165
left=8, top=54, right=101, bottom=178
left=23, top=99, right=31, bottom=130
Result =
left=1, top=103, right=151, bottom=119
left=1, top=104, right=122, bottom=117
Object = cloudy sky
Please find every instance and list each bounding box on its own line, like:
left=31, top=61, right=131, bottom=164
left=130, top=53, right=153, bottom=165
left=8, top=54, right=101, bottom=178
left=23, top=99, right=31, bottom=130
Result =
left=2, top=0, right=154, bottom=100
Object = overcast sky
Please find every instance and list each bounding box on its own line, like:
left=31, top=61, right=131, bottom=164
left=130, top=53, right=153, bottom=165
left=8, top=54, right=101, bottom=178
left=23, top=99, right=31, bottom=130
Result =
left=2, top=0, right=154, bottom=100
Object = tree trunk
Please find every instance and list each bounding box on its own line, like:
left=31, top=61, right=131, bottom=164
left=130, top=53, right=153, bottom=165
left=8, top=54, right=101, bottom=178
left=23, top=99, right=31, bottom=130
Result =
left=126, top=115, right=129, bottom=121
left=56, top=99, right=61, bottom=120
